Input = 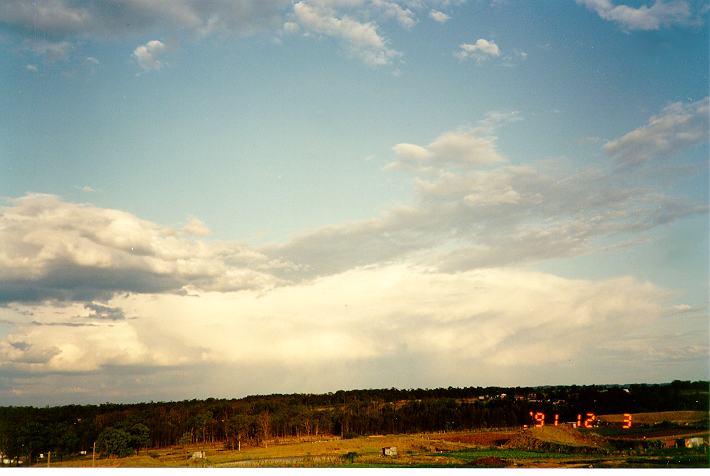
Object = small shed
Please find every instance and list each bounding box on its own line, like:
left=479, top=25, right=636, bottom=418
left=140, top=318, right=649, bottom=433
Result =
left=685, top=437, right=706, bottom=448
left=382, top=446, right=398, bottom=457
left=191, top=451, right=206, bottom=459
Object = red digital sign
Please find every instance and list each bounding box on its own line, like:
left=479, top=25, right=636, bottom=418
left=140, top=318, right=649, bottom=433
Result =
left=528, top=412, right=633, bottom=429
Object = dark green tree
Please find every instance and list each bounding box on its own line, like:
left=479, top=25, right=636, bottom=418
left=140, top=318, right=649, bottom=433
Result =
left=128, top=423, right=151, bottom=454
left=96, top=427, right=132, bottom=458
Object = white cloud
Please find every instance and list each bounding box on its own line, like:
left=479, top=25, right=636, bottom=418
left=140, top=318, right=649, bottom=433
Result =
left=293, top=1, right=400, bottom=66
left=283, top=20, right=301, bottom=33
left=427, top=129, right=506, bottom=165
left=25, top=64, right=38, bottom=72
left=371, top=0, right=417, bottom=28
left=0, top=0, right=90, bottom=36
left=576, top=0, right=695, bottom=30
left=182, top=216, right=211, bottom=237
left=84, top=56, right=100, bottom=65
left=132, top=39, right=167, bottom=71
left=391, top=143, right=431, bottom=163
left=0, top=0, right=291, bottom=38
left=456, top=38, right=501, bottom=62
left=25, top=39, right=72, bottom=60
left=390, top=113, right=517, bottom=170
left=604, top=97, right=709, bottom=166
left=429, top=9, right=451, bottom=23
left=1, top=1, right=469, bottom=68
left=0, top=265, right=671, bottom=378
left=0, top=194, right=279, bottom=303
left=0, top=111, right=706, bottom=397
left=270, top=109, right=703, bottom=280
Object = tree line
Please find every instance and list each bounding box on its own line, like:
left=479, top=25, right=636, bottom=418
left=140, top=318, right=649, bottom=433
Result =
left=0, top=380, right=706, bottom=465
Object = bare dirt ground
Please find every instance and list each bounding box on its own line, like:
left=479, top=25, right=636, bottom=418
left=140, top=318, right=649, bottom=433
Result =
left=437, top=429, right=516, bottom=446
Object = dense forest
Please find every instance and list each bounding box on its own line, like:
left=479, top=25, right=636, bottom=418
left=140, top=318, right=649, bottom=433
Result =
left=0, top=380, right=707, bottom=464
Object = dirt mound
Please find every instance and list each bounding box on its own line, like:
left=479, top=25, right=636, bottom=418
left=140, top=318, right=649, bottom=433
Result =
left=505, top=426, right=608, bottom=452
left=467, top=456, right=507, bottom=467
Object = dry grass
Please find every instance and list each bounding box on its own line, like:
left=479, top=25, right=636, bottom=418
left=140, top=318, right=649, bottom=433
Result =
left=47, top=431, right=491, bottom=468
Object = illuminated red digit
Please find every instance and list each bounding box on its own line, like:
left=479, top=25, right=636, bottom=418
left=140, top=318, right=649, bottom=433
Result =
left=534, top=412, right=545, bottom=428
left=554, top=414, right=559, bottom=426
left=584, top=413, right=596, bottom=429
left=622, top=413, right=632, bottom=429
left=577, top=414, right=582, bottom=428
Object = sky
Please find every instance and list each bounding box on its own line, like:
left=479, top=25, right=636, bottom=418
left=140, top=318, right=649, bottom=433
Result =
left=0, top=0, right=708, bottom=406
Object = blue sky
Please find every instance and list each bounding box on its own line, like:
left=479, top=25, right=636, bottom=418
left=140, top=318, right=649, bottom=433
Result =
left=0, top=0, right=708, bottom=405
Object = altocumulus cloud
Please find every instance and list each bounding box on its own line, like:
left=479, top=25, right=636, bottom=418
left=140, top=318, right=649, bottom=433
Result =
left=268, top=109, right=704, bottom=279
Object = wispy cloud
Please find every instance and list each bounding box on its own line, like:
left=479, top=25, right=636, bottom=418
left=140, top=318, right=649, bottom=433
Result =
left=24, top=39, right=72, bottom=60
left=371, top=0, right=417, bottom=28
left=604, top=97, right=709, bottom=166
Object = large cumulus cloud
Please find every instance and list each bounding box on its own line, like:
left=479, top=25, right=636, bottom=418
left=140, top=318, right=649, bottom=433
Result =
left=0, top=265, right=684, bottom=375
left=0, top=194, right=280, bottom=304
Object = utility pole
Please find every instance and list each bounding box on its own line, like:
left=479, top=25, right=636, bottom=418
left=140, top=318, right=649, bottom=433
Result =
left=47, top=451, right=50, bottom=468
left=92, top=441, right=96, bottom=467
